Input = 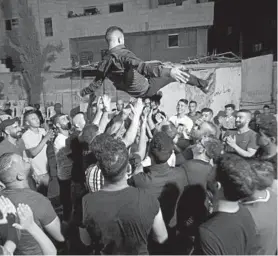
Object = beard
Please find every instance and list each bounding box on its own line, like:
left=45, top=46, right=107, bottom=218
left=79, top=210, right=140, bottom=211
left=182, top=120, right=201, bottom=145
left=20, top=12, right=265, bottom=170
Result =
left=60, top=122, right=72, bottom=130
left=10, top=132, right=22, bottom=139
left=235, top=122, right=245, bottom=128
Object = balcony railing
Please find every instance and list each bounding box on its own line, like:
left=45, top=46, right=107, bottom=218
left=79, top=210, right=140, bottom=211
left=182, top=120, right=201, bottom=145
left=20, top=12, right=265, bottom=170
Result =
left=68, top=8, right=101, bottom=19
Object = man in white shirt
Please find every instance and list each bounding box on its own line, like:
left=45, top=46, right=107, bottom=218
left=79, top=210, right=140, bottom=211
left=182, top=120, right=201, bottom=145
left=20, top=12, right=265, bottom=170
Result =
left=22, top=110, right=54, bottom=196
left=169, top=99, right=193, bottom=140
left=53, top=114, right=73, bottom=223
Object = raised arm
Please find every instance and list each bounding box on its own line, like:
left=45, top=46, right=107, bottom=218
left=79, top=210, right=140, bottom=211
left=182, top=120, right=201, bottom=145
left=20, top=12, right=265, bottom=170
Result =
left=13, top=204, right=57, bottom=255
left=122, top=99, right=144, bottom=148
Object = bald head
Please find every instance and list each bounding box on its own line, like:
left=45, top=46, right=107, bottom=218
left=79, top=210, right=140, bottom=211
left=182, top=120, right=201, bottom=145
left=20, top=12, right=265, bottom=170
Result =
left=73, top=112, right=86, bottom=132
left=105, top=26, right=125, bottom=48
left=191, top=121, right=217, bottom=140
left=0, top=153, right=30, bottom=185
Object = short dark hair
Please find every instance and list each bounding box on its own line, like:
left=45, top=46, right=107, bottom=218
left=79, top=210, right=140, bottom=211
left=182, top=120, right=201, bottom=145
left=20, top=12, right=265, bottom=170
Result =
left=105, top=26, right=124, bottom=43
left=263, top=105, right=270, bottom=109
left=237, top=109, right=252, bottom=118
left=216, top=153, right=255, bottom=201
left=178, top=99, right=188, bottom=105
left=246, top=159, right=275, bottom=190
left=23, top=110, right=39, bottom=124
left=150, top=132, right=174, bottom=164
left=260, top=124, right=277, bottom=139
left=225, top=104, right=235, bottom=110
left=189, top=100, right=197, bottom=105
left=203, top=136, right=223, bottom=162
left=160, top=122, right=177, bottom=139
left=0, top=153, right=16, bottom=184
left=82, top=124, right=99, bottom=145
left=201, top=108, right=213, bottom=115
left=91, top=134, right=129, bottom=182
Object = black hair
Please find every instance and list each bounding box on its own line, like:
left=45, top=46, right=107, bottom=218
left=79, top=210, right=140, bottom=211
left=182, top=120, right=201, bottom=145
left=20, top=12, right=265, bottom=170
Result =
left=246, top=159, right=275, bottom=190
left=216, top=153, right=255, bottom=201
left=225, top=104, right=236, bottom=110
left=201, top=108, right=214, bottom=116
left=178, top=99, right=188, bottom=105
left=150, top=132, right=174, bottom=164
left=105, top=26, right=124, bottom=43
left=263, top=105, right=270, bottom=109
left=189, top=100, right=197, bottom=105
left=160, top=122, right=177, bottom=139
left=91, top=134, right=129, bottom=183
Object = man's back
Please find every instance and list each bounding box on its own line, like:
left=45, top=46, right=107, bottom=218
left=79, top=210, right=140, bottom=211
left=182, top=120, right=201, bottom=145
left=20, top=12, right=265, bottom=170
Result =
left=195, top=206, right=257, bottom=255
left=129, top=163, right=186, bottom=227
left=243, top=189, right=277, bottom=255
left=82, top=187, right=159, bottom=255
left=0, top=188, right=57, bottom=255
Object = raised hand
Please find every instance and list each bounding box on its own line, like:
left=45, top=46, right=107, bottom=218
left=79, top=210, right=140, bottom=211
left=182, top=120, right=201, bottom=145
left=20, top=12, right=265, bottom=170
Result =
left=12, top=204, right=35, bottom=231
left=130, top=99, right=144, bottom=117
left=102, top=94, right=111, bottom=112
left=170, top=66, right=190, bottom=84
left=0, top=196, right=16, bottom=225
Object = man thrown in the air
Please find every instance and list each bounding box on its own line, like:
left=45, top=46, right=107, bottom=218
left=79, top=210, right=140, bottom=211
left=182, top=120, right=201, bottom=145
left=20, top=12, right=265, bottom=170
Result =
left=79, top=26, right=214, bottom=99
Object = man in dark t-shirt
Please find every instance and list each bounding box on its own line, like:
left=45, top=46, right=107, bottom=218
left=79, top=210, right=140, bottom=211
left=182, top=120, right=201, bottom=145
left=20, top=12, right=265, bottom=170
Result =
left=194, top=153, right=257, bottom=255
left=223, top=109, right=258, bottom=158
left=0, top=153, right=65, bottom=255
left=82, top=134, right=168, bottom=255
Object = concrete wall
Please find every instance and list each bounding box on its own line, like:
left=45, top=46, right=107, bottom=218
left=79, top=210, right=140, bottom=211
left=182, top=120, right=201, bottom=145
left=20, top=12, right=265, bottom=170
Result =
left=0, top=62, right=276, bottom=116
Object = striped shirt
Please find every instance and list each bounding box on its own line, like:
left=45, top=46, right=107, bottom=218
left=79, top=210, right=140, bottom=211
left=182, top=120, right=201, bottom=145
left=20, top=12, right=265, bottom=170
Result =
left=85, top=164, right=104, bottom=193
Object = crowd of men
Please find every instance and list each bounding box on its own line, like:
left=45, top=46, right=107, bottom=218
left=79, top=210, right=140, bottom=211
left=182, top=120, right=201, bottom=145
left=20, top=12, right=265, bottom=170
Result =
left=0, top=92, right=277, bottom=255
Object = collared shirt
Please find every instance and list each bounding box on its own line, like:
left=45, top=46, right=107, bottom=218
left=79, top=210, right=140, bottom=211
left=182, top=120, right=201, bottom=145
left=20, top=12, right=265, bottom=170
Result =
left=222, top=115, right=236, bottom=129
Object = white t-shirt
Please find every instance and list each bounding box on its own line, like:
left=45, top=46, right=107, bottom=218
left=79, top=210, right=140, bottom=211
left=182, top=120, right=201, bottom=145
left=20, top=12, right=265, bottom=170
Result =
left=22, top=128, right=48, bottom=176
left=169, top=115, right=194, bottom=139
left=54, top=133, right=72, bottom=180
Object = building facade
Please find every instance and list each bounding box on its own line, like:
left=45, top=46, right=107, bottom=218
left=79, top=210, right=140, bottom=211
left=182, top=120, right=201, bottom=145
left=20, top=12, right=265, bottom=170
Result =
left=0, top=0, right=214, bottom=71
left=208, top=0, right=277, bottom=60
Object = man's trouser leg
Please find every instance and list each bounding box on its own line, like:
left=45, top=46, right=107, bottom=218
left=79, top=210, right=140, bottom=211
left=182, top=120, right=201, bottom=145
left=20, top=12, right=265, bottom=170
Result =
left=144, top=73, right=209, bottom=98
left=58, top=178, right=72, bottom=222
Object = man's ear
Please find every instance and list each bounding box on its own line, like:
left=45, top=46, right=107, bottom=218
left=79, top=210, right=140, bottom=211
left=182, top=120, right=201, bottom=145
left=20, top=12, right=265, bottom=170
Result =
left=17, top=172, right=24, bottom=181
left=270, top=136, right=276, bottom=144
left=216, top=181, right=221, bottom=190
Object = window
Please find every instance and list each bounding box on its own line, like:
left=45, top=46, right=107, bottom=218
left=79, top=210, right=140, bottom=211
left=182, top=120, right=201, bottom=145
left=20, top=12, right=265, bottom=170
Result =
left=44, top=17, right=53, bottom=37
left=227, top=26, right=232, bottom=35
left=109, top=3, right=123, bottom=13
left=168, top=34, right=179, bottom=48
left=158, top=0, right=176, bottom=5
left=5, top=20, right=11, bottom=31
left=84, top=7, right=99, bottom=15
left=253, top=43, right=262, bottom=52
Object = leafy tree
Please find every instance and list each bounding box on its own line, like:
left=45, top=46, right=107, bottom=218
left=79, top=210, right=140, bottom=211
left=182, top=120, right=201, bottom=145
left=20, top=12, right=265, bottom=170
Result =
left=4, top=0, right=63, bottom=104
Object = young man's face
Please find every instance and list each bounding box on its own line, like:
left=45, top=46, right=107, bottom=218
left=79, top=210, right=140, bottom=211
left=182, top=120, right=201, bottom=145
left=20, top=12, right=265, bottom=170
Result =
left=6, top=121, right=22, bottom=139
left=176, top=101, right=187, bottom=115
left=201, top=111, right=213, bottom=122
left=225, top=107, right=234, bottom=117
left=235, top=112, right=250, bottom=128
left=263, top=107, right=270, bottom=115
left=26, top=114, right=40, bottom=128
left=189, top=103, right=197, bottom=113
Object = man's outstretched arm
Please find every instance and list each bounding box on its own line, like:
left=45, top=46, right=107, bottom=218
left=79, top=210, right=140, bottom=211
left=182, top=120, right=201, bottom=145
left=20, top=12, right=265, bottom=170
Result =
left=80, top=56, right=113, bottom=97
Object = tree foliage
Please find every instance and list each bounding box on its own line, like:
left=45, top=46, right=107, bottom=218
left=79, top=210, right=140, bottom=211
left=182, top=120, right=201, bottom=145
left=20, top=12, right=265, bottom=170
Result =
left=4, top=0, right=64, bottom=104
